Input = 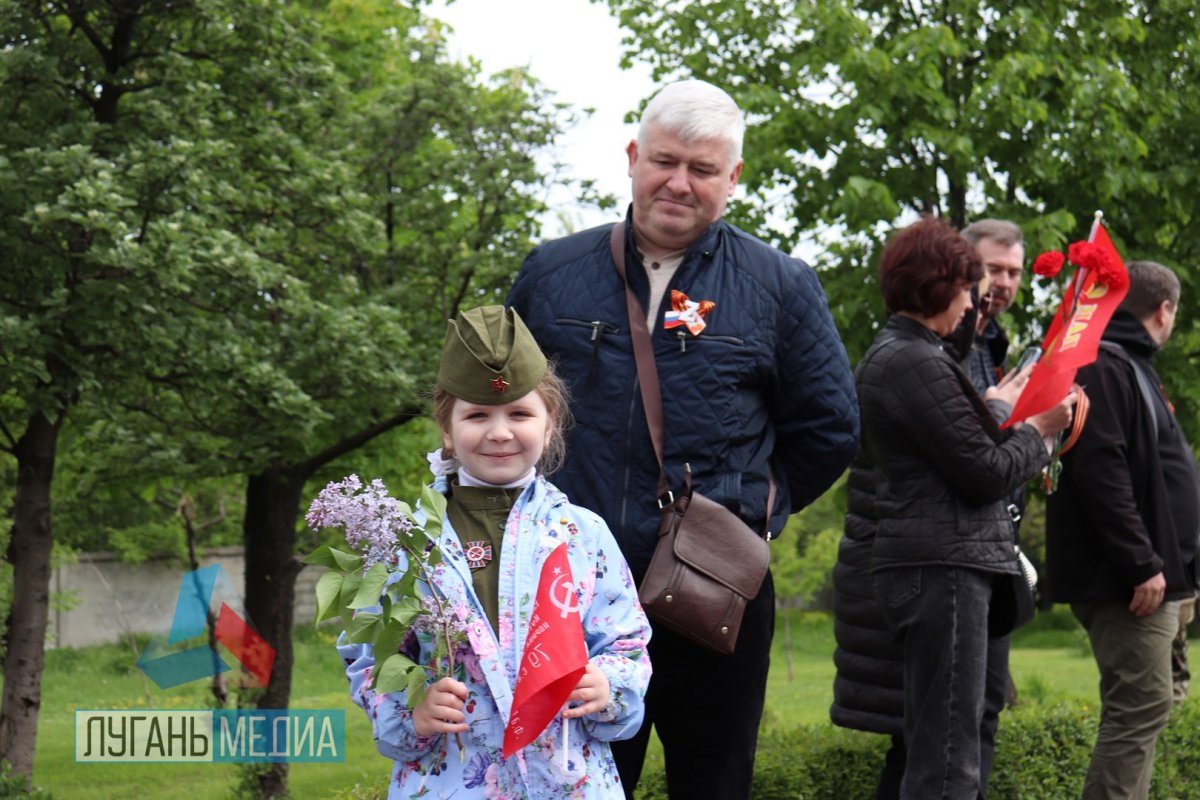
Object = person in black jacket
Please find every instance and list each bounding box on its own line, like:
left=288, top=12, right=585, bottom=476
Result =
left=831, top=224, right=1034, bottom=800
left=509, top=79, right=859, bottom=800
left=1045, top=260, right=1200, bottom=800
left=858, top=217, right=1075, bottom=800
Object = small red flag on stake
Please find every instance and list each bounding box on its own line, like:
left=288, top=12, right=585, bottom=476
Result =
left=1004, top=215, right=1129, bottom=427
left=502, top=542, right=589, bottom=759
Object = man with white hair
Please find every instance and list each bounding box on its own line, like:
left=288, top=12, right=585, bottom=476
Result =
left=510, top=80, right=858, bottom=799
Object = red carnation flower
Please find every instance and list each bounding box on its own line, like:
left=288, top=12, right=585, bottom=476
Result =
left=1068, top=240, right=1127, bottom=290
left=1094, top=254, right=1129, bottom=292
left=1032, top=251, right=1065, bottom=278
left=1067, top=240, right=1095, bottom=269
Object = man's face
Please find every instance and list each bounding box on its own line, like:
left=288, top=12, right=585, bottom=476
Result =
left=975, top=238, right=1025, bottom=318
left=626, top=123, right=742, bottom=255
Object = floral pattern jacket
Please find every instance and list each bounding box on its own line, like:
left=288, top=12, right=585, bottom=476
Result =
left=339, top=474, right=652, bottom=800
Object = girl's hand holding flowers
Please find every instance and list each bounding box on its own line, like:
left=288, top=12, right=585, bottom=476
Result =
left=413, top=676, right=470, bottom=736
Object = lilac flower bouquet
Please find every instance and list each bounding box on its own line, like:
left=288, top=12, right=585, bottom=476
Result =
left=303, top=475, right=464, bottom=704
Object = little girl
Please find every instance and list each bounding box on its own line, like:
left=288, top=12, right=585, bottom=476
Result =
left=339, top=305, right=651, bottom=799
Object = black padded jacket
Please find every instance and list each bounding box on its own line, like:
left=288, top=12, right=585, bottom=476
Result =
left=829, top=454, right=903, bottom=735
left=857, top=315, right=1047, bottom=575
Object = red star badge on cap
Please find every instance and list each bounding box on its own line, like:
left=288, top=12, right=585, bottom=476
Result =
left=491, top=376, right=510, bottom=393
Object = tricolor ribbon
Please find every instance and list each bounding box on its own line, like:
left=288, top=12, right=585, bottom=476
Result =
left=663, top=290, right=715, bottom=336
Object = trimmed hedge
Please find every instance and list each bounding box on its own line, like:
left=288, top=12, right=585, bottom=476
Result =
left=636, top=701, right=1200, bottom=799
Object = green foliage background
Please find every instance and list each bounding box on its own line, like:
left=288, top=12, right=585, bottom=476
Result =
left=600, top=0, right=1200, bottom=439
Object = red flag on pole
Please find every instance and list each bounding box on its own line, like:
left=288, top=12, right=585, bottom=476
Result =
left=502, top=542, right=588, bottom=758
left=1004, top=219, right=1129, bottom=427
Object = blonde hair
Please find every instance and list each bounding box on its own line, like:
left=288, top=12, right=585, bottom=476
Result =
left=432, top=362, right=573, bottom=476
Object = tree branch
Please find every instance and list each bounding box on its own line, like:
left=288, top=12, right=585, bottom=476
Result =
left=296, top=405, right=423, bottom=476
left=65, top=9, right=112, bottom=68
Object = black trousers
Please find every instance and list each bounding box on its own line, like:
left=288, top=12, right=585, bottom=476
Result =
left=613, top=571, right=775, bottom=800
left=875, top=616, right=1012, bottom=799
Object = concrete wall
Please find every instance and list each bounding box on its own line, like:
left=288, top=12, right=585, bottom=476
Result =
left=51, top=547, right=321, bottom=649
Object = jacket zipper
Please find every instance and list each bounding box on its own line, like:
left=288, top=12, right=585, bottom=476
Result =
left=555, top=318, right=618, bottom=384
left=619, top=372, right=639, bottom=536
left=675, top=330, right=744, bottom=352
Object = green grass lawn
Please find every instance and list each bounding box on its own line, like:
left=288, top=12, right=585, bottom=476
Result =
left=20, top=607, right=1117, bottom=798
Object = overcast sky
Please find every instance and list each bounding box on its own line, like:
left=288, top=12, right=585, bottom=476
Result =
left=427, top=0, right=656, bottom=238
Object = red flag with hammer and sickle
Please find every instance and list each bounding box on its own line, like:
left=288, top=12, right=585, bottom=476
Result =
left=502, top=542, right=588, bottom=758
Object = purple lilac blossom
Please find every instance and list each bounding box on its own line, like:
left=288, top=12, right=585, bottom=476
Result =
left=305, top=474, right=414, bottom=567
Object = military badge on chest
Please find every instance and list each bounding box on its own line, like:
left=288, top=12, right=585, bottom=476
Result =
left=464, top=541, right=493, bottom=570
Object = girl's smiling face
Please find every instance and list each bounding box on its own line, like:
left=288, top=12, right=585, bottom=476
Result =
left=441, top=391, right=553, bottom=485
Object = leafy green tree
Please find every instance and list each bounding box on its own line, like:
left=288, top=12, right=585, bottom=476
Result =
left=1, top=1, right=570, bottom=793
left=598, top=0, right=1200, bottom=425
left=0, top=0, right=258, bottom=775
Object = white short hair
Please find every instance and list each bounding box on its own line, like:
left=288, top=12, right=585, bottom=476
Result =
left=637, top=80, right=744, bottom=165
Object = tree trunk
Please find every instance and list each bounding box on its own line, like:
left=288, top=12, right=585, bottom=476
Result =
left=242, top=466, right=305, bottom=799
left=0, top=412, right=61, bottom=779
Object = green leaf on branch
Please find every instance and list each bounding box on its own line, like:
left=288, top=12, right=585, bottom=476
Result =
left=373, top=652, right=421, bottom=694
left=313, top=570, right=344, bottom=624
left=302, top=545, right=337, bottom=568
left=302, top=547, right=364, bottom=573
left=406, top=663, right=430, bottom=709
left=339, top=572, right=362, bottom=607
left=329, top=547, right=365, bottom=573
left=420, top=485, right=447, bottom=536
left=372, top=618, right=410, bottom=668
left=425, top=547, right=443, bottom=569
left=392, top=565, right=419, bottom=600
left=350, top=561, right=390, bottom=609
left=390, top=595, right=423, bottom=627
left=345, top=611, right=381, bottom=644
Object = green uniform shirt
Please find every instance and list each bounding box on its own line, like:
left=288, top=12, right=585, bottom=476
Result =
left=445, top=482, right=522, bottom=633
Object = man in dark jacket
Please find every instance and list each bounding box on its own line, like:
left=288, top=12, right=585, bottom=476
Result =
left=509, top=79, right=858, bottom=800
left=1046, top=260, right=1200, bottom=800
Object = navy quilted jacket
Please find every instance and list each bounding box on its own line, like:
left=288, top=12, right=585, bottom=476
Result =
left=509, top=213, right=859, bottom=579
left=857, top=316, right=1046, bottom=575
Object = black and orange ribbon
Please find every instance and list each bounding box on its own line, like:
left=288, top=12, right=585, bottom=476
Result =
left=1044, top=386, right=1089, bottom=492
left=1057, top=386, right=1090, bottom=456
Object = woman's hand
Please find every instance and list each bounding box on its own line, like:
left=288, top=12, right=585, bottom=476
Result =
left=1025, top=388, right=1079, bottom=438
left=562, top=663, right=610, bottom=719
left=984, top=363, right=1034, bottom=408
left=412, top=676, right=470, bottom=736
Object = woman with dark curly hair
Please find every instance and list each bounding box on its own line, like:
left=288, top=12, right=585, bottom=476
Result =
left=856, top=217, right=1076, bottom=799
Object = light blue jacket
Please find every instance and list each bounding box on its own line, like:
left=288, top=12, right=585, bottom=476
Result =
left=339, top=475, right=651, bottom=799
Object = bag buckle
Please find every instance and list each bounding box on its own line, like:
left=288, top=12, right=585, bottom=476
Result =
left=1006, top=503, right=1022, bottom=524
left=656, top=491, right=675, bottom=510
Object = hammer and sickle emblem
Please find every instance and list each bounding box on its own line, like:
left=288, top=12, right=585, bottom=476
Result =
left=549, top=573, right=580, bottom=619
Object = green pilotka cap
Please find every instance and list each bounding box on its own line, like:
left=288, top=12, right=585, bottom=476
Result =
left=436, top=306, right=547, bottom=404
